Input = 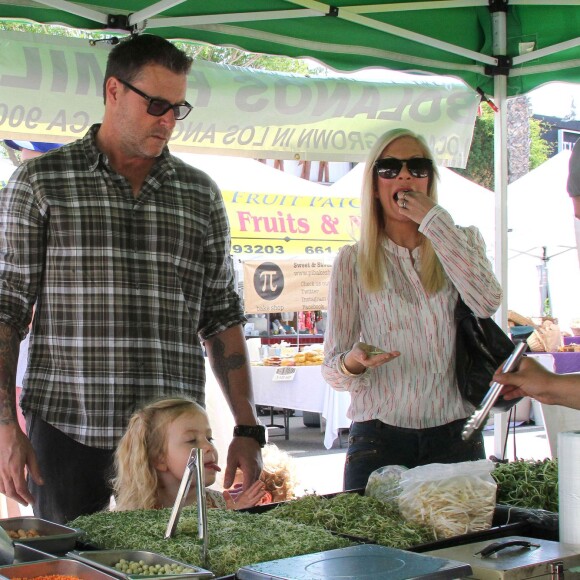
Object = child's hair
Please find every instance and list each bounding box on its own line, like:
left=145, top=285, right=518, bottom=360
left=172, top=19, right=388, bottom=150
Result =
left=260, top=444, right=298, bottom=502
left=112, top=397, right=204, bottom=511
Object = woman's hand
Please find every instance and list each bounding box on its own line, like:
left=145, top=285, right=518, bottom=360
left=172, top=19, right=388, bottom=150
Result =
left=342, top=342, right=401, bottom=374
left=223, top=479, right=266, bottom=510
left=397, top=190, right=436, bottom=224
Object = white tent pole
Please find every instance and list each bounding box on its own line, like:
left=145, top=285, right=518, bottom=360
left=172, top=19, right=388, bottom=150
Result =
left=22, top=0, right=108, bottom=25
left=492, top=4, right=510, bottom=460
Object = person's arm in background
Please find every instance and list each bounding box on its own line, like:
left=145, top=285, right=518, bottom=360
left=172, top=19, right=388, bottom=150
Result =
left=494, top=356, right=580, bottom=410
left=204, top=325, right=263, bottom=489
left=0, top=322, right=42, bottom=505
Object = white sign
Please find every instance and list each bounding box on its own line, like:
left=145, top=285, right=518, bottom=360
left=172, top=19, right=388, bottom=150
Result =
left=0, top=30, right=479, bottom=164
left=273, top=367, right=297, bottom=381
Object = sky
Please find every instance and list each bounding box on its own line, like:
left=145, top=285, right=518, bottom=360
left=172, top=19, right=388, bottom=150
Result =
left=527, top=82, right=580, bottom=118
left=330, top=65, right=580, bottom=119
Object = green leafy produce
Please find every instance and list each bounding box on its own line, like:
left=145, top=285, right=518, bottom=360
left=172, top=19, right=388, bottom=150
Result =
left=262, top=493, right=434, bottom=548
left=70, top=507, right=351, bottom=578
left=492, top=458, right=558, bottom=513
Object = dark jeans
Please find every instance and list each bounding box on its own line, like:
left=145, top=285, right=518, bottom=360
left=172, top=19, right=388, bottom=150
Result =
left=344, top=418, right=485, bottom=491
left=26, top=414, right=115, bottom=524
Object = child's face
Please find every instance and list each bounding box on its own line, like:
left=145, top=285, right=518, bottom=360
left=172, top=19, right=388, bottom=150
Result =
left=155, top=407, right=220, bottom=489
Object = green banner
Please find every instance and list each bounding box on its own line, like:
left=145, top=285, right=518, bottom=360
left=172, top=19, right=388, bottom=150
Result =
left=0, top=31, right=479, bottom=164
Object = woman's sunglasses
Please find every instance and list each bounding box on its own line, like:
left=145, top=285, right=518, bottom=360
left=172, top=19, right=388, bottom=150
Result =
left=374, top=157, right=433, bottom=179
left=117, top=78, right=193, bottom=120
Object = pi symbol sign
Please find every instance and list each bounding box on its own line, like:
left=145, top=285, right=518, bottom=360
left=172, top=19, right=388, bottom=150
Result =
left=253, top=262, right=284, bottom=301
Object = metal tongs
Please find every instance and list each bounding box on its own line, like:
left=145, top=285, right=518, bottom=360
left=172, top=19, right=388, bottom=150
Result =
left=461, top=341, right=527, bottom=441
left=164, top=447, right=209, bottom=566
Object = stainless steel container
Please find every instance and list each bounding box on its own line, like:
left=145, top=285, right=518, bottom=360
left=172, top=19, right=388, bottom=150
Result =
left=0, top=557, right=118, bottom=580
left=0, top=517, right=81, bottom=555
left=424, top=536, right=580, bottom=579
left=68, top=550, right=214, bottom=580
left=236, top=544, right=473, bottom=579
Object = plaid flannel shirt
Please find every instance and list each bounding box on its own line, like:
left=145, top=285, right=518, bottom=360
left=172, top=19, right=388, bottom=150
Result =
left=0, top=125, right=244, bottom=448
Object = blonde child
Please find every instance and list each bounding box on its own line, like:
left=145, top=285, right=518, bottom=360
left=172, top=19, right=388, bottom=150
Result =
left=112, top=398, right=265, bottom=511
left=234, top=443, right=298, bottom=504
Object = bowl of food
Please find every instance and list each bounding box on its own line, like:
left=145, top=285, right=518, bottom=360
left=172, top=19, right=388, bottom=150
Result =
left=0, top=517, right=81, bottom=555
left=0, top=557, right=117, bottom=580
left=67, top=550, right=213, bottom=580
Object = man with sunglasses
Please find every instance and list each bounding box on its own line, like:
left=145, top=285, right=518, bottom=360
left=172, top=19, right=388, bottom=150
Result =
left=0, top=34, right=263, bottom=523
left=322, top=128, right=502, bottom=491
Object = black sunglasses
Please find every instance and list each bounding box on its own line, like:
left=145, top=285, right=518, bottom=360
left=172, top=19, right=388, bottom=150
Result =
left=374, top=157, right=433, bottom=179
left=117, top=78, right=193, bottom=120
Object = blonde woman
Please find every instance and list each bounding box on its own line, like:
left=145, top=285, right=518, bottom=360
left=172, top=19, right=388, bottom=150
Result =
left=322, top=128, right=502, bottom=490
left=112, top=398, right=265, bottom=511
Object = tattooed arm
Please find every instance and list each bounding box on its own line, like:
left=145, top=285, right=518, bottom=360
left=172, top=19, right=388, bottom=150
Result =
left=0, top=323, right=43, bottom=505
left=204, top=324, right=262, bottom=489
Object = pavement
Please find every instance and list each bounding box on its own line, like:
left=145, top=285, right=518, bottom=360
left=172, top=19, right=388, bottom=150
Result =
left=269, top=413, right=552, bottom=497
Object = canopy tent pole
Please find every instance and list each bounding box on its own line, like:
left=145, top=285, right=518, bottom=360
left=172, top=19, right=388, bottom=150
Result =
left=23, top=0, right=108, bottom=25
left=491, top=1, right=510, bottom=459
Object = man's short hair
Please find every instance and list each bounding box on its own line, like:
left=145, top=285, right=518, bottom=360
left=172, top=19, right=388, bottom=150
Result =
left=103, top=34, right=193, bottom=102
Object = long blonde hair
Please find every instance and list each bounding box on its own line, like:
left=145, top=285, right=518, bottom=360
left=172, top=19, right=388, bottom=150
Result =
left=260, top=444, right=298, bottom=502
left=358, top=128, right=445, bottom=293
left=112, top=397, right=204, bottom=511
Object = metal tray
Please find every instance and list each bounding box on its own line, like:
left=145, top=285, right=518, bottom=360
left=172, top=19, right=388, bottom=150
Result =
left=68, top=550, right=214, bottom=580
left=13, top=543, right=56, bottom=564
left=236, top=544, right=473, bottom=580
left=0, top=517, right=81, bottom=555
left=0, top=557, right=119, bottom=580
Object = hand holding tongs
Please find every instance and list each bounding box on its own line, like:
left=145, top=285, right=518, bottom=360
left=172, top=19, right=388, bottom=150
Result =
left=164, top=448, right=209, bottom=565
left=461, top=342, right=527, bottom=441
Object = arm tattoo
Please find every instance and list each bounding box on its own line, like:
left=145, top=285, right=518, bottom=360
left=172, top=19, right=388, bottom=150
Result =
left=210, top=336, right=245, bottom=400
left=0, top=324, right=19, bottom=425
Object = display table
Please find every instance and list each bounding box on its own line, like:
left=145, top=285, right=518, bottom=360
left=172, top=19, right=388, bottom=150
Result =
left=250, top=365, right=351, bottom=449
left=528, top=351, right=580, bottom=374
left=526, top=353, right=580, bottom=458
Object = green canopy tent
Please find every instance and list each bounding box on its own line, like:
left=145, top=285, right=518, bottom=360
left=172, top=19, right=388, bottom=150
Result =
left=2, top=0, right=580, bottom=327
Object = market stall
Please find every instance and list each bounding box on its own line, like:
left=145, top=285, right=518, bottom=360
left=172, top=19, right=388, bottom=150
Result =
left=205, top=356, right=350, bottom=452
left=250, top=365, right=350, bottom=449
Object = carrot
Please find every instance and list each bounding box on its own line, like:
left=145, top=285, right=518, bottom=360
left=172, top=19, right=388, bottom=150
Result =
left=11, top=575, right=80, bottom=580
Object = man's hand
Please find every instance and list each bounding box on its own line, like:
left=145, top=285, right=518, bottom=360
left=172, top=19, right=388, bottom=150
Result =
left=494, top=357, right=555, bottom=404
left=223, top=436, right=263, bottom=490
left=0, top=424, right=43, bottom=506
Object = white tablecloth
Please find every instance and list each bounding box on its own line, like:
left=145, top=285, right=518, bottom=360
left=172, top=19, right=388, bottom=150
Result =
left=250, top=365, right=351, bottom=449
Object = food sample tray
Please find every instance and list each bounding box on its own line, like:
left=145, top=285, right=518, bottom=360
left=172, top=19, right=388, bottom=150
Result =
left=0, top=516, right=81, bottom=554
left=0, top=557, right=118, bottom=580
left=68, top=549, right=214, bottom=580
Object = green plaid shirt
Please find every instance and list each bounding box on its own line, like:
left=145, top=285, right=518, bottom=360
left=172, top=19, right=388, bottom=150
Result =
left=0, top=125, right=244, bottom=448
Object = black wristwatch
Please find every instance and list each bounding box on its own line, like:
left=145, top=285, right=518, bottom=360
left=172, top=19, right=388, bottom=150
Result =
left=233, top=424, right=266, bottom=447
